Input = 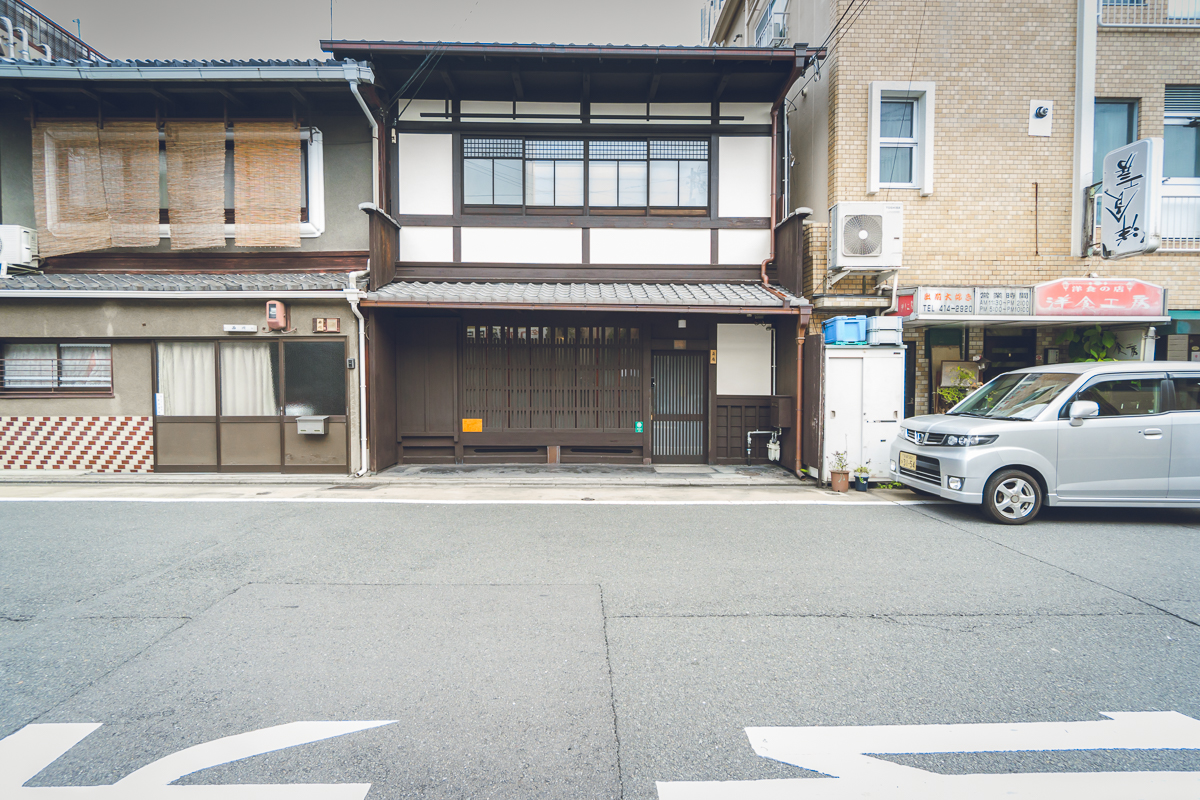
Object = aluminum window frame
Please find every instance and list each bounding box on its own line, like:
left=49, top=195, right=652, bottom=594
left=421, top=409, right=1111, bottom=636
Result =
left=868, top=81, right=935, bottom=196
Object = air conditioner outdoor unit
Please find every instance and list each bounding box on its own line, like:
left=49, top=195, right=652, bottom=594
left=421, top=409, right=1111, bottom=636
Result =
left=828, top=201, right=904, bottom=271
left=0, top=225, right=38, bottom=272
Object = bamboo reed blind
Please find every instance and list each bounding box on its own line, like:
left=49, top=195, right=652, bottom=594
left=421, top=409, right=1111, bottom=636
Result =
left=233, top=122, right=304, bottom=248
left=463, top=324, right=642, bottom=430
left=33, top=121, right=159, bottom=256
left=165, top=121, right=226, bottom=250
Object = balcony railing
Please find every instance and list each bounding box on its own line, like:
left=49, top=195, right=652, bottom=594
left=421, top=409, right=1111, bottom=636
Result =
left=1085, top=181, right=1200, bottom=254
left=1100, top=0, right=1200, bottom=28
left=0, top=358, right=113, bottom=393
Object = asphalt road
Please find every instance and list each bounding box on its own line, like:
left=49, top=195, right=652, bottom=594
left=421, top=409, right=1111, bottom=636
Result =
left=2, top=496, right=1199, bottom=798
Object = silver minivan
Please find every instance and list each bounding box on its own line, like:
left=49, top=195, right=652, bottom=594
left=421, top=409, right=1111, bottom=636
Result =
left=889, top=362, right=1200, bottom=524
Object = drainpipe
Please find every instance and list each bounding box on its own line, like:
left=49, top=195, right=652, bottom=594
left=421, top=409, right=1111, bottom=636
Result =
left=345, top=68, right=380, bottom=208
left=15, top=26, right=29, bottom=60
left=759, top=105, right=780, bottom=288
left=345, top=269, right=370, bottom=476
left=1, top=18, right=13, bottom=58
left=40, top=42, right=50, bottom=61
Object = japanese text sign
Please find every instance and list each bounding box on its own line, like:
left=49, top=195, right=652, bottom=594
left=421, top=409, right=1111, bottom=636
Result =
left=1033, top=278, right=1165, bottom=317
left=916, top=287, right=975, bottom=315
left=975, top=287, right=1032, bottom=315
left=1101, top=138, right=1163, bottom=259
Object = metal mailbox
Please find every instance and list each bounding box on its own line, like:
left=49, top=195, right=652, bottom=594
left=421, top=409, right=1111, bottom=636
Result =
left=296, top=415, right=329, bottom=435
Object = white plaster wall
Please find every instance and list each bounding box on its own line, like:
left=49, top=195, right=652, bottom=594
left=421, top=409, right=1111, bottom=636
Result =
left=517, top=102, right=581, bottom=122
left=397, top=134, right=453, bottom=215
left=461, top=227, right=583, bottom=263
left=718, top=136, right=772, bottom=217
left=650, top=103, right=711, bottom=124
left=591, top=103, right=651, bottom=124
left=718, top=228, right=771, bottom=265
left=720, top=102, right=772, bottom=125
left=396, top=99, right=450, bottom=124
left=461, top=101, right=513, bottom=120
left=589, top=229, right=710, bottom=264
left=399, top=227, right=453, bottom=262
left=717, top=324, right=773, bottom=395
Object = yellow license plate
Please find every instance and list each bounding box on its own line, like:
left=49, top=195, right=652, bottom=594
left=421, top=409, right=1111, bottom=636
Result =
left=899, top=452, right=917, bottom=470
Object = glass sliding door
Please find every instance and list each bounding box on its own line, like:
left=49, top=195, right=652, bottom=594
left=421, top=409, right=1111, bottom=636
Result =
left=154, top=342, right=218, bottom=467
left=219, top=341, right=281, bottom=468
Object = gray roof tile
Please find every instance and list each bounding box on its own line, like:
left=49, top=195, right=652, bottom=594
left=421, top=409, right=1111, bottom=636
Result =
left=0, top=273, right=358, bottom=292
left=366, top=281, right=804, bottom=308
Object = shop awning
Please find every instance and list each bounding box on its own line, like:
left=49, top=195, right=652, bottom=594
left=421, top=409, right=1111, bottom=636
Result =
left=362, top=281, right=808, bottom=315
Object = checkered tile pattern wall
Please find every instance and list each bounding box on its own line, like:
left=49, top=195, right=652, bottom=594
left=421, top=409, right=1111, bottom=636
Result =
left=1, top=417, right=154, bottom=472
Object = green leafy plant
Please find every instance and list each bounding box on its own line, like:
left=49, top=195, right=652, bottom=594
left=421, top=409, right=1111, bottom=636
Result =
left=1056, top=325, right=1118, bottom=362
left=937, top=366, right=982, bottom=408
left=829, top=450, right=849, bottom=471
left=876, top=481, right=904, bottom=489
left=854, top=461, right=871, bottom=476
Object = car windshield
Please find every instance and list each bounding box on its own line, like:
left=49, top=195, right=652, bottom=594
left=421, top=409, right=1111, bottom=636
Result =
left=949, top=372, right=1076, bottom=420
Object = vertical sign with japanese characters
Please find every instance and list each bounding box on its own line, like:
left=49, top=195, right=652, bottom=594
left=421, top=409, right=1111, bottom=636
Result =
left=1101, top=138, right=1163, bottom=259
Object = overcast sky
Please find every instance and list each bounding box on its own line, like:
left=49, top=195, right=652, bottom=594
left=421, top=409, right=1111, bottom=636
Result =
left=31, top=0, right=705, bottom=61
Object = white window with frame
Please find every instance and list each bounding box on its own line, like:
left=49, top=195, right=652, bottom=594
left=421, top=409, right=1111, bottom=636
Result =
left=868, top=81, right=935, bottom=196
left=1, top=343, right=112, bottom=393
left=1162, top=86, right=1200, bottom=246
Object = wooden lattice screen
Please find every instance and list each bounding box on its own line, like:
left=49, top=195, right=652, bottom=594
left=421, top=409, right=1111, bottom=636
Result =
left=463, top=324, right=641, bottom=430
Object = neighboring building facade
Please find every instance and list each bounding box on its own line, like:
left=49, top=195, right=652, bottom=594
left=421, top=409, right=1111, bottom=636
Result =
left=320, top=41, right=819, bottom=471
left=0, top=0, right=103, bottom=62
left=707, top=0, right=1199, bottom=418
left=0, top=57, right=379, bottom=473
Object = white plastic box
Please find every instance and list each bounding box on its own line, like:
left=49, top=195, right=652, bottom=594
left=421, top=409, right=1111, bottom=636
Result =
left=866, top=315, right=903, bottom=345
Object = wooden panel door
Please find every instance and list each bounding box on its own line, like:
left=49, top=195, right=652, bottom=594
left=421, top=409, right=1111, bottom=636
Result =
left=652, top=351, right=706, bottom=463
left=397, top=318, right=458, bottom=436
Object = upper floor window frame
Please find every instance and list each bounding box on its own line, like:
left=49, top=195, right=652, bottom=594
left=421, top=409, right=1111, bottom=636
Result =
left=868, top=81, right=935, bottom=196
left=1093, top=99, right=1139, bottom=183
left=1164, top=86, right=1200, bottom=182
left=460, top=136, right=711, bottom=216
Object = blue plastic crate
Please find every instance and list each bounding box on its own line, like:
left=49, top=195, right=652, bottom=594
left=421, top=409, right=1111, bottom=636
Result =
left=823, top=315, right=868, bottom=344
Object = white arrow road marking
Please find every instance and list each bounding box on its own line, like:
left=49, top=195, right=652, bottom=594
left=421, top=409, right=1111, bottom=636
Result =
left=1, top=720, right=395, bottom=799
left=657, top=711, right=1200, bottom=799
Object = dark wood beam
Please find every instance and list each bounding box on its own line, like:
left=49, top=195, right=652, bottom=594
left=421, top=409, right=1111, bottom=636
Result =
left=647, top=72, right=661, bottom=103
left=511, top=69, right=524, bottom=99
left=216, top=88, right=247, bottom=109
left=440, top=70, right=457, bottom=98
left=712, top=71, right=731, bottom=102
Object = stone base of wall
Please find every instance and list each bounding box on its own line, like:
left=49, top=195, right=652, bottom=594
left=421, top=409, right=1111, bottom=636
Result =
left=1, top=417, right=154, bottom=472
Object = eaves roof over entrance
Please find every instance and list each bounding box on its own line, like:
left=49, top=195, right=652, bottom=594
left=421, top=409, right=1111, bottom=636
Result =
left=320, top=41, right=822, bottom=105
left=363, top=281, right=808, bottom=315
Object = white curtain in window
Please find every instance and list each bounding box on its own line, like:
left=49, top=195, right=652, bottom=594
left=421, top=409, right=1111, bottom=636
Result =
left=2, top=343, right=56, bottom=388
left=220, top=341, right=277, bottom=416
left=59, top=344, right=112, bottom=387
left=156, top=342, right=216, bottom=416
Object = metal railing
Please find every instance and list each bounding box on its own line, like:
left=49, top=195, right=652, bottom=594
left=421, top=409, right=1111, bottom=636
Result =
left=1100, top=0, right=1200, bottom=28
left=0, top=358, right=112, bottom=392
left=1084, top=181, right=1200, bottom=253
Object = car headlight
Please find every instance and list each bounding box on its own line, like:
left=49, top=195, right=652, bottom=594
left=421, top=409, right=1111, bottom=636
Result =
left=942, top=434, right=998, bottom=447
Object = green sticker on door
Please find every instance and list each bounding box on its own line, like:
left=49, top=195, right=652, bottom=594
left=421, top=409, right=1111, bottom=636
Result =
left=635, top=421, right=644, bottom=433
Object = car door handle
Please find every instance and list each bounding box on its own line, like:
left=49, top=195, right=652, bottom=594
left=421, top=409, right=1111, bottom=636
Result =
left=1141, top=428, right=1163, bottom=437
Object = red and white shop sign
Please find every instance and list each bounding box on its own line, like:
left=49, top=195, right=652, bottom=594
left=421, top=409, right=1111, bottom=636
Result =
left=892, top=294, right=914, bottom=316
left=1033, top=278, right=1165, bottom=317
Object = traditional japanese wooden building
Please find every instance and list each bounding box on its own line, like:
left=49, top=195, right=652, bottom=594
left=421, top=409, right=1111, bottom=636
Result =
left=321, top=41, right=820, bottom=470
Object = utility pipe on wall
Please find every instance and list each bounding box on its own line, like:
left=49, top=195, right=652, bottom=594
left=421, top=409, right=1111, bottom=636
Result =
left=15, top=26, right=29, bottom=60
left=345, top=269, right=370, bottom=477
left=1, top=18, right=14, bottom=58
left=346, top=70, right=380, bottom=208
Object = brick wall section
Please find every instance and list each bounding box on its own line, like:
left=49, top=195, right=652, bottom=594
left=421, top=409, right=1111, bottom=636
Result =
left=824, top=0, right=1200, bottom=310
left=1, top=417, right=154, bottom=472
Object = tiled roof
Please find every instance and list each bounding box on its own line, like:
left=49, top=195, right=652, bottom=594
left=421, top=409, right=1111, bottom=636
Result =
left=366, top=281, right=804, bottom=308
left=0, top=273, right=358, bottom=292
left=0, top=57, right=362, bottom=68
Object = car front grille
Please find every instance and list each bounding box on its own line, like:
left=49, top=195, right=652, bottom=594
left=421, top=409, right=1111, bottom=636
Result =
left=899, top=454, right=941, bottom=484
left=904, top=429, right=946, bottom=446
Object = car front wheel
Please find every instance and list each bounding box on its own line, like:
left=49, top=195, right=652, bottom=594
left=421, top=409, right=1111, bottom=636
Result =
left=982, top=469, right=1042, bottom=524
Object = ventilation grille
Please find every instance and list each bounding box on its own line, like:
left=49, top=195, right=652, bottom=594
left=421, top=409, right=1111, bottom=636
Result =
left=842, top=214, right=885, bottom=256
left=1166, top=86, right=1200, bottom=116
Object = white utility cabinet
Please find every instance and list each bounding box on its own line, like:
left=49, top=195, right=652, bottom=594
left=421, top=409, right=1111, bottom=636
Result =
left=812, top=344, right=906, bottom=482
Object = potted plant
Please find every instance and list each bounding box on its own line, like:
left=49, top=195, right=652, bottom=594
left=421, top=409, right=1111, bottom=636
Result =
left=828, top=450, right=850, bottom=492
left=853, top=462, right=871, bottom=491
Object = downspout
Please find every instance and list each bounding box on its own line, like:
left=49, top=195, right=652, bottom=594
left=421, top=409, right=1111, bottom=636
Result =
left=345, top=269, right=370, bottom=476
left=346, top=68, right=380, bottom=208
left=760, top=105, right=779, bottom=288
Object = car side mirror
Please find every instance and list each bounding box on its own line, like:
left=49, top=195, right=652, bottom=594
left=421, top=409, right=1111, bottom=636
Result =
left=1068, top=400, right=1099, bottom=426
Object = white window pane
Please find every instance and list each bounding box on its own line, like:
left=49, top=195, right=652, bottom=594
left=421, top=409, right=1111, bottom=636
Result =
left=526, top=160, right=556, bottom=205
left=494, top=159, right=523, bottom=204
left=679, top=160, right=709, bottom=206
left=464, top=159, right=494, bottom=204
left=156, top=342, right=216, bottom=416
left=590, top=161, right=618, bottom=206
left=1094, top=102, right=1137, bottom=180
left=618, top=160, right=647, bottom=206
left=556, top=160, right=584, bottom=206
left=649, top=161, right=679, bottom=206
left=880, top=146, right=913, bottom=184
left=1165, top=124, right=1200, bottom=178
left=2, top=343, right=56, bottom=388
left=60, top=344, right=111, bottom=387
left=220, top=341, right=278, bottom=416
left=880, top=101, right=915, bottom=139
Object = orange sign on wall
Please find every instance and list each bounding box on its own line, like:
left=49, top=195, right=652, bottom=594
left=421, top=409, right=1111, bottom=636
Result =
left=462, top=418, right=483, bottom=432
